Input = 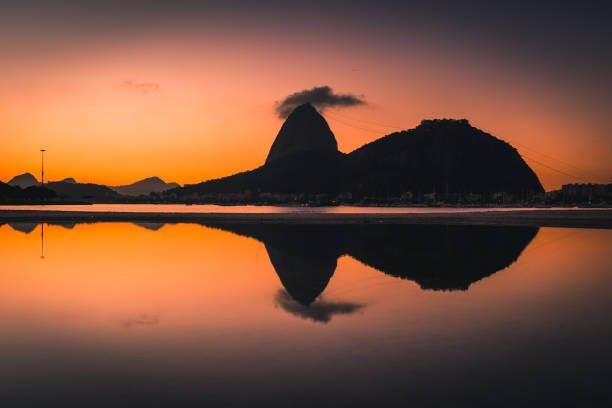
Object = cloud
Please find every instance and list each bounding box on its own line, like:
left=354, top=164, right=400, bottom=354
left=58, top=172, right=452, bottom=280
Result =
left=121, top=313, right=159, bottom=328
left=121, top=79, right=160, bottom=94
left=274, top=289, right=366, bottom=323
left=275, top=85, right=365, bottom=118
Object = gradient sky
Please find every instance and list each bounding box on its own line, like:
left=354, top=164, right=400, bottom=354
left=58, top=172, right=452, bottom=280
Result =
left=2, top=1, right=611, bottom=190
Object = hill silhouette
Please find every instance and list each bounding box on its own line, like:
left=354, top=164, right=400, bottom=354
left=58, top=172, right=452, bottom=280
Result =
left=46, top=181, right=118, bottom=201
left=344, top=119, right=544, bottom=198
left=8, top=173, right=39, bottom=188
left=111, top=177, right=180, bottom=197
left=168, top=104, right=543, bottom=202
left=266, top=103, right=339, bottom=164
left=173, top=104, right=344, bottom=196
left=0, top=181, right=57, bottom=203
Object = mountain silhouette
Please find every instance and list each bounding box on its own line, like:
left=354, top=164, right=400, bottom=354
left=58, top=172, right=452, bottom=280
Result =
left=344, top=119, right=544, bottom=197
left=0, top=181, right=57, bottom=203
left=170, top=105, right=543, bottom=200
left=175, top=104, right=344, bottom=196
left=8, top=173, right=39, bottom=188
left=111, top=177, right=180, bottom=197
left=265, top=103, right=339, bottom=164
left=208, top=223, right=538, bottom=303
left=60, top=178, right=77, bottom=184
left=0, top=181, right=19, bottom=198
left=46, top=181, right=118, bottom=201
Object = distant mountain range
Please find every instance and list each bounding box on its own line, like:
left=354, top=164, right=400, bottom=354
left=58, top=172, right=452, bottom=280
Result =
left=110, top=177, right=179, bottom=197
left=0, top=180, right=56, bottom=203
left=8, top=173, right=39, bottom=188
left=2, top=175, right=179, bottom=202
left=45, top=181, right=118, bottom=201
left=170, top=103, right=544, bottom=202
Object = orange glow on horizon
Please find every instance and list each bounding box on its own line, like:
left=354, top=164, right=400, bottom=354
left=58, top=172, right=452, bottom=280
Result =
left=2, top=31, right=610, bottom=190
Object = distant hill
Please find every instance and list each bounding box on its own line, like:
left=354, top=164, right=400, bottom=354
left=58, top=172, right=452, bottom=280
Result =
left=0, top=181, right=57, bottom=203
left=60, top=178, right=77, bottom=184
left=8, top=173, right=39, bottom=188
left=168, top=103, right=543, bottom=202
left=110, top=177, right=180, bottom=197
left=46, top=181, right=118, bottom=201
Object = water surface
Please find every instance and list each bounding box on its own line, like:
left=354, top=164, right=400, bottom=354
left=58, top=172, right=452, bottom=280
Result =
left=0, top=203, right=593, bottom=213
left=0, top=222, right=610, bottom=406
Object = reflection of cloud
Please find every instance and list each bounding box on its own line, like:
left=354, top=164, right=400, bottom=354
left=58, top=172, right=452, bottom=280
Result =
left=121, top=79, right=160, bottom=94
left=274, top=289, right=365, bottom=323
left=121, top=313, right=159, bottom=328
left=275, top=85, right=365, bottom=118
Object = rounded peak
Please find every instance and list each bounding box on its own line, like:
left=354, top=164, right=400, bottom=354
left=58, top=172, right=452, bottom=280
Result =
left=8, top=172, right=39, bottom=188
left=419, top=118, right=471, bottom=128
left=291, top=103, right=318, bottom=112
left=14, top=172, right=37, bottom=179
left=141, top=176, right=164, bottom=183
left=265, top=104, right=338, bottom=165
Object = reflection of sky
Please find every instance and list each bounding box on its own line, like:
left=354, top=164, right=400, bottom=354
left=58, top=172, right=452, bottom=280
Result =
left=0, top=222, right=610, bottom=405
left=1, top=2, right=611, bottom=189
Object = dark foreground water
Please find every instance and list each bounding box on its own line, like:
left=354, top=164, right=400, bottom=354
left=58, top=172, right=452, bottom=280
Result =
left=0, top=222, right=610, bottom=407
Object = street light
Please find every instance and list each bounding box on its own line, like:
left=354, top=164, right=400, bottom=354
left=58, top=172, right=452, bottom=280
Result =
left=40, top=149, right=46, bottom=185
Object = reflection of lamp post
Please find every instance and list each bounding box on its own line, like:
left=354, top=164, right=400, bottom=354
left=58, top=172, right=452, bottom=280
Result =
left=40, top=223, right=45, bottom=259
left=40, top=149, right=46, bottom=185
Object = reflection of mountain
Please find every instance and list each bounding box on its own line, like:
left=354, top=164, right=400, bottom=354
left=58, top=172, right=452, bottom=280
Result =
left=8, top=222, right=38, bottom=234
left=342, top=225, right=538, bottom=291
left=6, top=221, right=537, bottom=306
left=132, top=222, right=166, bottom=231
left=209, top=224, right=538, bottom=301
left=207, top=225, right=343, bottom=304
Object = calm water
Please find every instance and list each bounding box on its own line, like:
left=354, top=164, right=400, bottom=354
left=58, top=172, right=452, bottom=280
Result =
left=0, top=203, right=592, bottom=213
left=0, top=221, right=611, bottom=407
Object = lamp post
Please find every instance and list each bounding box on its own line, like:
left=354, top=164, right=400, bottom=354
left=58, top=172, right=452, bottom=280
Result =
left=40, top=149, right=46, bottom=185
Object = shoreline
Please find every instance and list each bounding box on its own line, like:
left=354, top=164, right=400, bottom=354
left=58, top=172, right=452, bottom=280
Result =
left=1, top=209, right=611, bottom=228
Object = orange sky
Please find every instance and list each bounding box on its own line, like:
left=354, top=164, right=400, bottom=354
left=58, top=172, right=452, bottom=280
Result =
left=2, top=8, right=611, bottom=190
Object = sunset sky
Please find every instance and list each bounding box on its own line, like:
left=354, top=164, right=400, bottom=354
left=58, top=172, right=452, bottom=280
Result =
left=2, top=1, right=611, bottom=190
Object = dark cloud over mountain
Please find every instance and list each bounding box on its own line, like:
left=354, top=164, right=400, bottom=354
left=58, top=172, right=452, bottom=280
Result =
left=275, top=86, right=365, bottom=119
